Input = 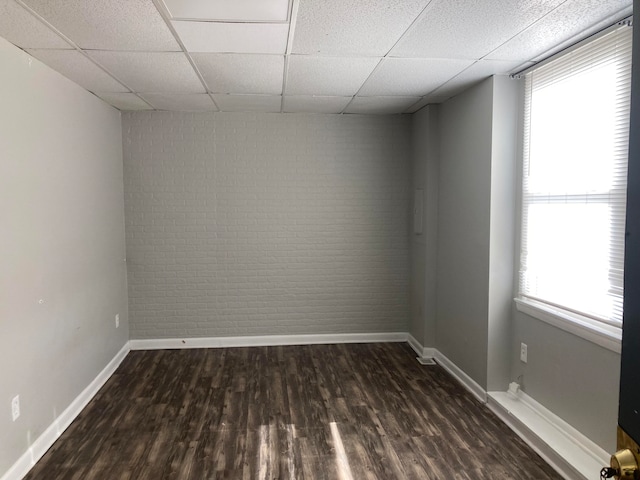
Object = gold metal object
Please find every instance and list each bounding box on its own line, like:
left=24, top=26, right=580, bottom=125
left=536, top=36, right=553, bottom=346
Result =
left=610, top=426, right=640, bottom=479
left=611, top=449, right=639, bottom=479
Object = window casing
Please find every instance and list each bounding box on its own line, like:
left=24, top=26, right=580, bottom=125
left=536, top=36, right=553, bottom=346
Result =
left=519, top=23, right=632, bottom=334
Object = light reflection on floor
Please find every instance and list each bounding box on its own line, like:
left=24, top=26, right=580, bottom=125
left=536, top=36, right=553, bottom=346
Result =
left=330, top=422, right=354, bottom=480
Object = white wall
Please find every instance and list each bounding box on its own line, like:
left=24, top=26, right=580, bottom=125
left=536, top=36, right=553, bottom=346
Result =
left=122, top=112, right=411, bottom=339
left=0, top=38, right=128, bottom=475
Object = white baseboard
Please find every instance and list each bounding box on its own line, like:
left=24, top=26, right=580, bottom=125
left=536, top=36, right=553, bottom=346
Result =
left=433, top=350, right=488, bottom=403
left=488, top=391, right=609, bottom=480
left=1, top=342, right=130, bottom=480
left=129, top=332, right=408, bottom=350
left=407, top=334, right=436, bottom=363
left=0, top=333, right=608, bottom=480
left=407, top=335, right=485, bottom=401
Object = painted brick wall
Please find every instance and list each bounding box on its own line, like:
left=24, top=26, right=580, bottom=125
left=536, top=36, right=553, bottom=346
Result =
left=122, top=112, right=410, bottom=339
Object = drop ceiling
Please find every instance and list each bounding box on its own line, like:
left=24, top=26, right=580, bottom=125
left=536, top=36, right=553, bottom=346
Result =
left=0, top=0, right=633, bottom=114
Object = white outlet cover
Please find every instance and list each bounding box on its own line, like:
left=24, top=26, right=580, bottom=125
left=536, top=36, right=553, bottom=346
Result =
left=115, top=314, right=120, bottom=328
left=520, top=343, right=528, bottom=363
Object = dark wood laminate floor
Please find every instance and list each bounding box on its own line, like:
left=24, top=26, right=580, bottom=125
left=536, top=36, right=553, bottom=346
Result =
left=25, top=343, right=561, bottom=479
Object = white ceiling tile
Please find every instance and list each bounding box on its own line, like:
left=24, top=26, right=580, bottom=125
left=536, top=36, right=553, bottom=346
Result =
left=345, top=96, right=419, bottom=115
left=213, top=94, right=282, bottom=112
left=172, top=21, right=288, bottom=54
left=390, top=0, right=564, bottom=59
left=292, top=0, right=430, bottom=56
left=359, top=58, right=473, bottom=97
left=487, top=0, right=633, bottom=62
left=193, top=54, right=284, bottom=94
left=88, top=51, right=205, bottom=93
left=0, top=0, right=71, bottom=49
left=21, top=0, right=180, bottom=51
left=140, top=93, right=217, bottom=111
left=95, top=93, right=153, bottom=110
left=162, top=0, right=290, bottom=22
left=283, top=95, right=351, bottom=114
left=26, top=49, right=128, bottom=92
left=428, top=59, right=528, bottom=101
left=285, top=55, right=380, bottom=96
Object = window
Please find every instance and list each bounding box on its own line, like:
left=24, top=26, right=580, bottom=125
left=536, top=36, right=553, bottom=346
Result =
left=518, top=23, right=632, bottom=334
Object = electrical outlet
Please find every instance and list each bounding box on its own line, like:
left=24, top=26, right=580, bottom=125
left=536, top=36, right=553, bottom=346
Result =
left=520, top=343, right=528, bottom=363
left=11, top=395, right=20, bottom=421
left=115, top=314, right=119, bottom=328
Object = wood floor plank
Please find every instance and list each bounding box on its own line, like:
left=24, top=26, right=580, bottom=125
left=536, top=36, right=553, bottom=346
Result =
left=23, top=343, right=562, bottom=479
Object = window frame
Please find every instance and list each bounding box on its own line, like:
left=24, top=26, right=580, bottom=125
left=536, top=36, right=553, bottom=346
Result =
left=514, top=21, right=632, bottom=352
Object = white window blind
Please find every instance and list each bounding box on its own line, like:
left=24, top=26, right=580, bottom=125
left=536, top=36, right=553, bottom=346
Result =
left=520, top=23, right=632, bottom=327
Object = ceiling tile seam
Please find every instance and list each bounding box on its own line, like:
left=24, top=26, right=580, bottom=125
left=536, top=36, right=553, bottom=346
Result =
left=384, top=54, right=479, bottom=61
left=280, top=56, right=291, bottom=112
left=170, top=19, right=290, bottom=25
left=136, top=95, right=162, bottom=110
left=455, top=4, right=633, bottom=85
left=13, top=0, right=143, bottom=97
left=403, top=97, right=428, bottom=114
left=285, top=0, right=300, bottom=55
left=517, top=6, right=633, bottom=70
left=13, top=0, right=74, bottom=48
left=507, top=9, right=632, bottom=79
left=206, top=93, right=220, bottom=112
left=281, top=0, right=299, bottom=110
left=288, top=52, right=389, bottom=59
left=151, top=0, right=220, bottom=110
left=477, top=0, right=574, bottom=64
left=378, top=0, right=436, bottom=59
left=426, top=60, right=483, bottom=97
left=78, top=50, right=285, bottom=57
left=339, top=57, right=386, bottom=114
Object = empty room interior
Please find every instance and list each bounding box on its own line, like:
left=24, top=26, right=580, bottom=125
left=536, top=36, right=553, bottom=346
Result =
left=1, top=0, right=638, bottom=479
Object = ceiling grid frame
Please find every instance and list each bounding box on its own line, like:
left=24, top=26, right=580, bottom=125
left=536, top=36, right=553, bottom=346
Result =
left=13, top=0, right=154, bottom=109
left=0, top=0, right=632, bottom=113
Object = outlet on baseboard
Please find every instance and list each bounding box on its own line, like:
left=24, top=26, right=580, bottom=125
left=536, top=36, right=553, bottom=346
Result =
left=11, top=395, right=20, bottom=421
left=520, top=343, right=528, bottom=363
left=115, top=314, right=120, bottom=328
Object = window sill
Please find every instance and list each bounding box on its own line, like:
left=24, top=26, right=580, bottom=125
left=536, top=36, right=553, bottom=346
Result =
left=514, top=298, right=622, bottom=353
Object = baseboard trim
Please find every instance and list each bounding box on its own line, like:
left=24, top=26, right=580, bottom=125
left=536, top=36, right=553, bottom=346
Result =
left=1, top=342, right=130, bottom=480
left=0, top=334, right=607, bottom=480
left=406, top=335, right=486, bottom=401
left=129, top=332, right=409, bottom=350
left=433, top=350, right=488, bottom=403
left=407, top=334, right=436, bottom=364
left=487, top=391, right=609, bottom=480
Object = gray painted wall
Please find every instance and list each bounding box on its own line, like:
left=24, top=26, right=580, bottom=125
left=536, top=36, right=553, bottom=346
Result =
left=122, top=112, right=411, bottom=339
left=0, top=38, right=129, bottom=474
left=511, top=312, right=620, bottom=451
left=410, top=106, right=439, bottom=347
left=435, top=76, right=519, bottom=390
left=436, top=78, right=494, bottom=388
left=434, top=74, right=619, bottom=450
left=486, top=76, right=519, bottom=391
